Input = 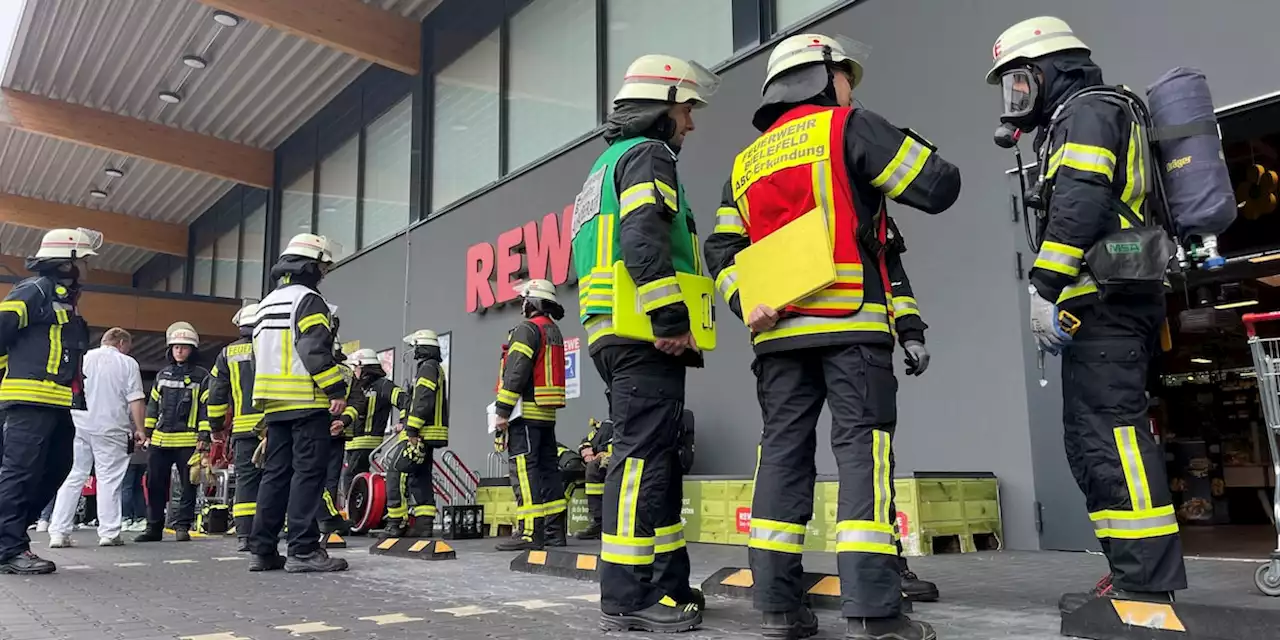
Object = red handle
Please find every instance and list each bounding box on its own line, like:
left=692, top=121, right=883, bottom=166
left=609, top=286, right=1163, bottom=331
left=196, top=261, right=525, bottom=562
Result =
left=1241, top=311, right=1280, bottom=337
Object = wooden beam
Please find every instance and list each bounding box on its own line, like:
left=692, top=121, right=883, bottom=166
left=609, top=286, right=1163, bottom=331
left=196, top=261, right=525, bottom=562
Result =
left=197, top=0, right=424, bottom=75
left=0, top=193, right=188, bottom=256
left=0, top=89, right=273, bottom=188
left=0, top=254, right=133, bottom=287
left=0, top=283, right=240, bottom=338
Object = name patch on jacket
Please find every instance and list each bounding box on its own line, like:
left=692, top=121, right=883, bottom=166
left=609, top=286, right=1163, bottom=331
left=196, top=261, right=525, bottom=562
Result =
left=732, top=110, right=833, bottom=199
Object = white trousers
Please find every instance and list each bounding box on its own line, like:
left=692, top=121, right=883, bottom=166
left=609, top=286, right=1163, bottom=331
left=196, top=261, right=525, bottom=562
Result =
left=50, top=429, right=131, bottom=539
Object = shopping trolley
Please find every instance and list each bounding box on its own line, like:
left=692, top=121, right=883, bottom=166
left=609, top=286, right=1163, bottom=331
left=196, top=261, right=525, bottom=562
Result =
left=1240, top=312, right=1280, bottom=596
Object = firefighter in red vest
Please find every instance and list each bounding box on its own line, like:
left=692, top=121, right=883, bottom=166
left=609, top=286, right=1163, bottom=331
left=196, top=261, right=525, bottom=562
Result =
left=703, top=34, right=960, bottom=640
left=493, top=279, right=569, bottom=551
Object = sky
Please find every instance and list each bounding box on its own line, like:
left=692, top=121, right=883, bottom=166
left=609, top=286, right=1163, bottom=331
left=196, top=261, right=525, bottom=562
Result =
left=0, top=0, right=24, bottom=79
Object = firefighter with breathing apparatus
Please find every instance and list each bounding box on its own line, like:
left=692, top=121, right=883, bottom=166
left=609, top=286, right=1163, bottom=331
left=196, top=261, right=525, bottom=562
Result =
left=383, top=329, right=448, bottom=539
left=985, top=16, right=1244, bottom=612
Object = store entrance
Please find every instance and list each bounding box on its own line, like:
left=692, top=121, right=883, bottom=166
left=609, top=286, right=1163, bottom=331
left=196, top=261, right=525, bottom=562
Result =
left=1150, top=95, right=1280, bottom=558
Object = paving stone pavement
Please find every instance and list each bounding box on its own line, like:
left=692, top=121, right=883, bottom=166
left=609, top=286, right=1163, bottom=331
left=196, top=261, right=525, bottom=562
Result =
left=0, top=531, right=1273, bottom=640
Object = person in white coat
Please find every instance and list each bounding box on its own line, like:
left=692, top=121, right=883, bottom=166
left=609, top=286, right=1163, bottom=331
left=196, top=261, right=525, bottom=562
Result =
left=48, top=328, right=147, bottom=547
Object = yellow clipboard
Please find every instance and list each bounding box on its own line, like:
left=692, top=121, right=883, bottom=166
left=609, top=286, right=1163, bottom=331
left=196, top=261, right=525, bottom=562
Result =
left=611, top=261, right=717, bottom=351
left=736, top=208, right=836, bottom=323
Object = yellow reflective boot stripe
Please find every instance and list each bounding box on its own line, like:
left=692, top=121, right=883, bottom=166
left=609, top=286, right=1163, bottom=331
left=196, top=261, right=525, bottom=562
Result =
left=1047, top=143, right=1117, bottom=181
left=1115, top=426, right=1152, bottom=512
left=619, top=183, right=658, bottom=218
left=232, top=502, right=256, bottom=517
left=716, top=264, right=739, bottom=302
left=1090, top=504, right=1179, bottom=540
left=871, top=136, right=933, bottom=198
left=509, top=342, right=535, bottom=359
left=714, top=207, right=746, bottom=235
left=748, top=518, right=806, bottom=554
left=638, top=276, right=682, bottom=312
left=1033, top=241, right=1085, bottom=277
left=654, top=522, right=685, bottom=554
left=836, top=520, right=897, bottom=554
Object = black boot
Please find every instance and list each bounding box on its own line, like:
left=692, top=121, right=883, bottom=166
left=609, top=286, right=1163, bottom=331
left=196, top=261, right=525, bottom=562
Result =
left=574, top=522, right=602, bottom=540
left=379, top=519, right=407, bottom=540
left=286, top=548, right=350, bottom=573
left=1059, top=576, right=1174, bottom=615
left=900, top=565, right=939, bottom=602
left=684, top=588, right=705, bottom=611
left=249, top=553, right=286, bottom=572
left=845, top=616, right=936, bottom=640
left=0, top=551, right=57, bottom=575
left=761, top=606, right=819, bottom=639
left=319, top=516, right=350, bottom=535
left=236, top=537, right=251, bottom=553
left=544, top=512, right=568, bottom=547
left=134, top=525, right=164, bottom=542
left=495, top=533, right=542, bottom=552
left=405, top=517, right=434, bottom=538
left=174, top=529, right=191, bottom=542
left=600, top=596, right=703, bottom=633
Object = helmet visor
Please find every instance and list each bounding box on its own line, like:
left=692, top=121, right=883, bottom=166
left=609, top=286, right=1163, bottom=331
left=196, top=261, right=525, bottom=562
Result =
left=678, top=60, right=722, bottom=100
left=74, top=227, right=103, bottom=258
left=826, top=35, right=870, bottom=76
left=999, top=68, right=1038, bottom=119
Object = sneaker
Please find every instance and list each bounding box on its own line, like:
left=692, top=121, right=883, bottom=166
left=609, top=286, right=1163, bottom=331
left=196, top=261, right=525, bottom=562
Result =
left=48, top=534, right=72, bottom=549
left=35, top=520, right=49, bottom=533
left=98, top=536, right=124, bottom=547
left=600, top=595, right=702, bottom=633
left=0, top=551, right=56, bottom=575
left=845, top=615, right=936, bottom=640
left=285, top=549, right=349, bottom=573
left=762, top=606, right=819, bottom=639
left=129, top=520, right=148, bottom=532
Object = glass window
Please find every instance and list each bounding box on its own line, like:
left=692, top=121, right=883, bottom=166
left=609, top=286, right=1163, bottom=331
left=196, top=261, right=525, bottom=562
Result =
left=279, top=170, right=315, bottom=258
left=150, top=277, right=166, bottom=293
left=213, top=221, right=240, bottom=298
left=508, top=0, right=597, bottom=170
left=432, top=30, right=500, bottom=212
left=775, top=0, right=838, bottom=31
left=192, top=241, right=214, bottom=296
left=317, top=136, right=359, bottom=261
left=605, top=0, right=733, bottom=95
left=363, top=98, right=411, bottom=248
left=240, top=203, right=266, bottom=299
left=167, top=261, right=185, bottom=294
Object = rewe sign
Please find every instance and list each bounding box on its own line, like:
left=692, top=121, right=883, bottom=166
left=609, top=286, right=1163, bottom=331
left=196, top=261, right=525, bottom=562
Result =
left=465, top=204, right=575, bottom=313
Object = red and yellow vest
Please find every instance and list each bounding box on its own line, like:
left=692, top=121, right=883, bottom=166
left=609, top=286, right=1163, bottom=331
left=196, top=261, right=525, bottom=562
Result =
left=496, top=315, right=567, bottom=421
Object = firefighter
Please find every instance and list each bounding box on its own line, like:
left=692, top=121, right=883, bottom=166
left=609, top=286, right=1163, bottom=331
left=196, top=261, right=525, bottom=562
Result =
left=546, top=442, right=586, bottom=545
left=493, top=279, right=568, bottom=552
left=317, top=336, right=356, bottom=536
left=571, top=54, right=718, bottom=634
left=703, top=34, right=960, bottom=640
left=248, top=233, right=349, bottom=573
left=986, top=17, right=1187, bottom=612
left=575, top=417, right=614, bottom=540
left=0, top=228, right=100, bottom=575
left=136, top=322, right=209, bottom=543
left=341, top=348, right=406, bottom=516
left=200, top=303, right=264, bottom=552
left=383, top=329, right=447, bottom=539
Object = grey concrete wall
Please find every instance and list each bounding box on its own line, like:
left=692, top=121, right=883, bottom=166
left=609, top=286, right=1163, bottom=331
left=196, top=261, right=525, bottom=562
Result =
left=323, top=0, right=1280, bottom=551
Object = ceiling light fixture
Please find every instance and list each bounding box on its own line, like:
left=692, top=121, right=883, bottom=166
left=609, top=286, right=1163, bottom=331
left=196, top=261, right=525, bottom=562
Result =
left=89, top=189, right=108, bottom=199
left=158, top=90, right=182, bottom=104
left=182, top=55, right=208, bottom=70
left=104, top=167, right=124, bottom=178
left=1191, top=357, right=1213, bottom=364
left=1214, top=299, right=1260, bottom=310
left=212, top=10, right=240, bottom=27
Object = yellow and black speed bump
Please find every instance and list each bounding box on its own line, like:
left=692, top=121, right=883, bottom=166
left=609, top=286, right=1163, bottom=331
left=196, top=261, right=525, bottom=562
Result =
left=700, top=568, right=912, bottom=613
left=320, top=533, right=347, bottom=549
left=367, top=537, right=457, bottom=561
left=510, top=548, right=601, bottom=582
left=1061, top=597, right=1280, bottom=640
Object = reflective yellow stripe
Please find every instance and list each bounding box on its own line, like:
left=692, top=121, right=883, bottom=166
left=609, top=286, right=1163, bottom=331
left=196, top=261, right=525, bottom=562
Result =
left=297, top=313, right=330, bottom=333
left=231, top=414, right=263, bottom=433
left=585, top=482, right=605, bottom=496
left=207, top=403, right=229, bottom=419
left=151, top=431, right=198, bottom=448
left=522, top=403, right=557, bottom=421
left=1047, top=142, right=1117, bottom=181
left=323, top=489, right=340, bottom=517
left=617, top=457, right=644, bottom=539
left=1120, top=123, right=1147, bottom=227
left=407, top=415, right=426, bottom=429
left=835, top=520, right=897, bottom=555
left=0, top=300, right=28, bottom=329
left=261, top=398, right=329, bottom=413
left=496, top=388, right=520, bottom=405
left=412, top=505, right=438, bottom=517
left=1091, top=504, right=1179, bottom=540
left=713, top=206, right=747, bottom=236
left=870, top=136, right=933, bottom=198
left=1115, top=426, right=1153, bottom=512
left=0, top=353, right=9, bottom=369
left=585, top=315, right=615, bottom=345
left=618, top=183, right=658, bottom=218
left=1034, top=241, right=1085, bottom=277
left=46, top=323, right=63, bottom=376
left=754, top=304, right=891, bottom=344
left=387, top=470, right=408, bottom=518
left=0, top=378, right=73, bottom=406
left=601, top=532, right=656, bottom=566
left=716, top=265, right=739, bottom=303
left=145, top=417, right=158, bottom=428
left=232, top=502, right=256, bottom=517
left=416, top=376, right=438, bottom=391
left=654, top=522, right=685, bottom=554
left=508, top=342, right=534, bottom=359
left=342, top=406, right=359, bottom=420
left=346, top=435, right=383, bottom=450
left=515, top=454, right=536, bottom=531
left=654, top=180, right=678, bottom=211
left=637, top=276, right=682, bottom=312
left=1057, top=273, right=1099, bottom=304
left=748, top=518, right=806, bottom=554
left=313, top=365, right=343, bottom=389
left=150, top=387, right=161, bottom=402
left=892, top=296, right=920, bottom=318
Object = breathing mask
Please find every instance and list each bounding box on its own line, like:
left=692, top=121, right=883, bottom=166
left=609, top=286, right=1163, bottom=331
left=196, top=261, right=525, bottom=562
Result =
left=998, top=67, right=1041, bottom=131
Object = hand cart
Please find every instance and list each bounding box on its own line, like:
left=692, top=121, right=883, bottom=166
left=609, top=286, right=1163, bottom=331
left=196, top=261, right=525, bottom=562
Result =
left=1240, top=311, right=1280, bottom=596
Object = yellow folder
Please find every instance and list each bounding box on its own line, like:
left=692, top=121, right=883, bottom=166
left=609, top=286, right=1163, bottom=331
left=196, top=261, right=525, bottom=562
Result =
left=736, top=208, right=836, bottom=323
left=611, top=261, right=717, bottom=351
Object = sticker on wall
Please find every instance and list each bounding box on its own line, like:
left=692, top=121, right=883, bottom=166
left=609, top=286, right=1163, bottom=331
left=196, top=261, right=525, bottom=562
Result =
left=438, top=331, right=452, bottom=378
left=377, top=348, right=395, bottom=381
left=565, top=336, right=581, bottom=399
left=736, top=506, right=752, bottom=533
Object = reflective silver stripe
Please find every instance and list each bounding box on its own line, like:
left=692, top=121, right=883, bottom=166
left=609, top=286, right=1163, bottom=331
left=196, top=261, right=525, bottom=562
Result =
left=638, top=282, right=681, bottom=307
left=156, top=379, right=188, bottom=389
left=617, top=459, right=642, bottom=539
left=836, top=267, right=863, bottom=279
left=797, top=293, right=860, bottom=306
left=1116, top=427, right=1150, bottom=512
left=1036, top=247, right=1082, bottom=272
left=601, top=541, right=653, bottom=557
left=772, top=306, right=890, bottom=330
left=874, top=430, right=891, bottom=524
left=814, top=161, right=832, bottom=227
left=893, top=297, right=919, bottom=315
left=996, top=31, right=1076, bottom=64
left=717, top=270, right=738, bottom=298
left=873, top=140, right=928, bottom=194
left=835, top=528, right=895, bottom=546
left=655, top=529, right=685, bottom=551
left=749, top=527, right=805, bottom=547
left=716, top=213, right=744, bottom=229
left=1056, top=146, right=1116, bottom=176
left=1093, top=512, right=1178, bottom=533
left=618, top=186, right=658, bottom=212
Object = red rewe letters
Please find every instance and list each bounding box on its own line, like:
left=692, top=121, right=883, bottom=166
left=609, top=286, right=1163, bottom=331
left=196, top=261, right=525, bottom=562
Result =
left=464, top=205, right=575, bottom=313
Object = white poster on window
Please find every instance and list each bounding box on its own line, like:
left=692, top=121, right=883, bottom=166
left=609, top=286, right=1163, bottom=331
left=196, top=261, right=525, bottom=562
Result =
left=564, top=336, right=581, bottom=400
left=438, top=331, right=452, bottom=378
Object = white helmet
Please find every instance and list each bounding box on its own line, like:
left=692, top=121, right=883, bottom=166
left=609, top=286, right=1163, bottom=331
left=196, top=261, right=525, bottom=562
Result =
left=353, top=348, right=380, bottom=366
left=762, top=34, right=868, bottom=92
left=281, top=233, right=341, bottom=264
left=231, top=302, right=259, bottom=328
left=986, top=17, right=1089, bottom=85
left=33, top=227, right=103, bottom=260
left=613, top=55, right=720, bottom=107
left=166, top=321, right=200, bottom=347
left=403, top=329, right=439, bottom=347
left=517, top=279, right=558, bottom=305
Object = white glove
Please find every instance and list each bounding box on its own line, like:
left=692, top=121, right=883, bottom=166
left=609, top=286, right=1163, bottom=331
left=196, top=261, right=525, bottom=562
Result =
left=903, top=341, right=930, bottom=376
left=1029, top=285, right=1071, bottom=354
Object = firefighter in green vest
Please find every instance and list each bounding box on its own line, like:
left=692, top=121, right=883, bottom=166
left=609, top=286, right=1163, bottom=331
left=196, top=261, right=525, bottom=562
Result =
left=570, top=54, right=718, bottom=634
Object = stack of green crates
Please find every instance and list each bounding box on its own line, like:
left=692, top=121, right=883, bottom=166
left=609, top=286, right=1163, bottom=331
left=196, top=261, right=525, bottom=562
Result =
left=475, top=481, right=590, bottom=535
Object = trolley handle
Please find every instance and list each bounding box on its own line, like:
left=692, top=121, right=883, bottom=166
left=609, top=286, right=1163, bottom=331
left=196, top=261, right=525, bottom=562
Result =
left=1242, top=312, right=1280, bottom=338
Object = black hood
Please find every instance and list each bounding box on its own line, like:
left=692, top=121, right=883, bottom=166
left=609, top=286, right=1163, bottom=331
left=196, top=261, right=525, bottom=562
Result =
left=603, top=100, right=676, bottom=147
left=1032, top=51, right=1105, bottom=132
left=752, top=63, right=839, bottom=132
left=270, top=255, right=324, bottom=289
left=413, top=345, right=442, bottom=362
left=359, top=366, right=387, bottom=383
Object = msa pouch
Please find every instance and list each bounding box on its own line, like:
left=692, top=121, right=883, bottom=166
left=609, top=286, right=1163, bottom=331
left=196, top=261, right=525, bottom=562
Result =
left=1084, top=206, right=1176, bottom=293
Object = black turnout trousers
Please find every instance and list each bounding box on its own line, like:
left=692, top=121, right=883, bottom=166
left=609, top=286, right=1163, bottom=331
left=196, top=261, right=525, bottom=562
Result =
left=319, top=435, right=345, bottom=525
left=250, top=410, right=331, bottom=557
left=0, top=405, right=74, bottom=561
left=505, top=420, right=561, bottom=538
left=593, top=345, right=693, bottom=615
left=584, top=456, right=606, bottom=528
left=340, top=447, right=374, bottom=504
left=385, top=441, right=435, bottom=521
left=750, top=343, right=902, bottom=619
left=147, top=445, right=197, bottom=531
left=231, top=436, right=262, bottom=537
left=1061, top=295, right=1187, bottom=592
